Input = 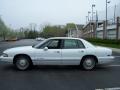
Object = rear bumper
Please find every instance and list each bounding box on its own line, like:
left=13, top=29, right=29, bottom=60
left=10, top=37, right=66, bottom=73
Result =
left=0, top=56, right=13, bottom=64
left=98, top=56, right=114, bottom=64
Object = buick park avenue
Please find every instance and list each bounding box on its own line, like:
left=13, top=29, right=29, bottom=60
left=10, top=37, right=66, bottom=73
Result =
left=0, top=37, right=114, bottom=70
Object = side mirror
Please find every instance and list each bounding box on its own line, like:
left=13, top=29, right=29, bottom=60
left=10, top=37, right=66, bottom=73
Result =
left=44, top=47, right=48, bottom=51
left=32, top=44, right=35, bottom=47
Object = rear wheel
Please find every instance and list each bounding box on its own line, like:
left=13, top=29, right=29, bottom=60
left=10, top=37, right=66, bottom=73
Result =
left=14, top=56, right=31, bottom=70
left=81, top=56, right=96, bottom=70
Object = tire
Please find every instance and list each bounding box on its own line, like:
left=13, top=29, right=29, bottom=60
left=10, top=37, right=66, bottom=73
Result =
left=81, top=56, right=96, bottom=70
left=14, top=56, right=31, bottom=71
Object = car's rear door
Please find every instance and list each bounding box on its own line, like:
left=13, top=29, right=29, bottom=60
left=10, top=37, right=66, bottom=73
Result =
left=61, top=39, right=85, bottom=65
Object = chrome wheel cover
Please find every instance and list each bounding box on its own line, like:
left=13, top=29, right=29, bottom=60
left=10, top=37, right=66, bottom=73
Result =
left=83, top=58, right=95, bottom=70
left=16, top=58, right=29, bottom=70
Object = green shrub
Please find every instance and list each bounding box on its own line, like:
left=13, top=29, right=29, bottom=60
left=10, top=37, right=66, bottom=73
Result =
left=86, top=38, right=120, bottom=45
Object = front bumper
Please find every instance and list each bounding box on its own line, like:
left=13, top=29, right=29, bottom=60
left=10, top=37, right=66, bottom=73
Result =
left=0, top=56, right=13, bottom=64
left=98, top=56, right=114, bottom=64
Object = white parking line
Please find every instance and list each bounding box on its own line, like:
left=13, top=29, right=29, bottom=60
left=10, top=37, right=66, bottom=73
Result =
left=104, top=65, right=120, bottom=67
left=96, top=87, right=120, bottom=90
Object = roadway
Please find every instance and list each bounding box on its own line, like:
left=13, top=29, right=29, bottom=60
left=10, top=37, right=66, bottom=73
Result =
left=0, top=39, right=120, bottom=90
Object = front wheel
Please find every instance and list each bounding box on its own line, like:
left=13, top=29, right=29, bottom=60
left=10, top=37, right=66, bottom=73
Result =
left=15, top=56, right=31, bottom=70
left=81, top=57, right=96, bottom=70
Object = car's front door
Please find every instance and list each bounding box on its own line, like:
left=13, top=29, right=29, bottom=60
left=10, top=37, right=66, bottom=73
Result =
left=35, top=39, right=62, bottom=65
left=61, top=39, right=85, bottom=65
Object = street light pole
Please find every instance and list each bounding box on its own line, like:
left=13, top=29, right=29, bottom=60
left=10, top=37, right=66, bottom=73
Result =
left=88, top=11, right=91, bottom=22
left=105, top=0, right=107, bottom=39
left=114, top=5, right=116, bottom=23
left=67, top=29, right=69, bottom=37
left=92, top=4, right=95, bottom=22
left=0, top=15, right=1, bottom=19
left=95, top=11, right=98, bottom=38
left=105, top=0, right=110, bottom=39
left=75, top=24, right=79, bottom=38
left=86, top=16, right=88, bottom=24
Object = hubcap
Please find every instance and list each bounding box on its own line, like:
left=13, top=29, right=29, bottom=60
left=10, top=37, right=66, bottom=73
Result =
left=85, top=59, right=93, bottom=66
left=83, top=58, right=95, bottom=70
left=16, top=58, right=29, bottom=70
left=19, top=59, right=27, bottom=66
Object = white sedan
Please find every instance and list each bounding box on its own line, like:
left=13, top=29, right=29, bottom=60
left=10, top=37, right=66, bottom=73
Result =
left=0, top=37, right=114, bottom=70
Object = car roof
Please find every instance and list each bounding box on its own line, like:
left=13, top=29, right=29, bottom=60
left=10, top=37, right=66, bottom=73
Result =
left=48, top=37, right=82, bottom=40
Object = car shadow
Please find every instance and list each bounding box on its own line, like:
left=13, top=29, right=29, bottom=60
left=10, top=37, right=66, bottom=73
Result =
left=1, top=64, right=112, bottom=72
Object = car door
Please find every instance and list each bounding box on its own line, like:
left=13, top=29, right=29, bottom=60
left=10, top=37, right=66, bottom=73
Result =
left=35, top=39, right=62, bottom=65
left=61, top=39, right=86, bottom=65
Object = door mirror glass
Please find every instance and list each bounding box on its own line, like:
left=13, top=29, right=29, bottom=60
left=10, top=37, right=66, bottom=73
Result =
left=44, top=47, right=48, bottom=51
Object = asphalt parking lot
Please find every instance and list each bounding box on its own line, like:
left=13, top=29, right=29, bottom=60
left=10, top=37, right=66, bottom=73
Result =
left=0, top=39, right=120, bottom=90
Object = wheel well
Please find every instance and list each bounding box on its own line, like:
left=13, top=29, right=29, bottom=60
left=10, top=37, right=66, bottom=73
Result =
left=80, top=55, right=98, bottom=65
left=13, top=54, right=33, bottom=65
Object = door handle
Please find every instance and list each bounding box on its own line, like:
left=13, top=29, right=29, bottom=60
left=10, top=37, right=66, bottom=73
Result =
left=55, top=51, right=60, bottom=53
left=79, top=50, right=84, bottom=53
left=81, top=50, right=84, bottom=52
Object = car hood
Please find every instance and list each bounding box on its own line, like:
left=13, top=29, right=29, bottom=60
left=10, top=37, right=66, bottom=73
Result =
left=4, top=46, right=33, bottom=53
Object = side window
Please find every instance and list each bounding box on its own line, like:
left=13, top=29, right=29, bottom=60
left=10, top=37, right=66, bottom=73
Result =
left=63, top=39, right=79, bottom=49
left=47, top=40, right=59, bottom=49
left=39, top=40, right=51, bottom=49
left=39, top=39, right=60, bottom=49
left=77, top=40, right=85, bottom=48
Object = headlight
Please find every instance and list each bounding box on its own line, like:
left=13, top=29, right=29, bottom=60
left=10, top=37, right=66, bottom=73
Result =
left=2, top=53, right=8, bottom=57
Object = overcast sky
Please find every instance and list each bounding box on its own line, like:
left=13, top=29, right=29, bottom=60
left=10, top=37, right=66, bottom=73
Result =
left=0, top=0, right=120, bottom=29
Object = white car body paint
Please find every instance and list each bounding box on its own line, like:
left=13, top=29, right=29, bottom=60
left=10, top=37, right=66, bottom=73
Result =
left=0, top=37, right=114, bottom=66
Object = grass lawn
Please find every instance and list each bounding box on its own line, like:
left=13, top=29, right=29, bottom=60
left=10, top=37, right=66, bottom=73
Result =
left=86, top=38, right=120, bottom=49
left=91, top=42, right=120, bottom=49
